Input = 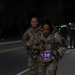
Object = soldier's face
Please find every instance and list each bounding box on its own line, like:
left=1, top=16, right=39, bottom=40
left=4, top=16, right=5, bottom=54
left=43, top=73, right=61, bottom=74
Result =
left=42, top=24, right=50, bottom=37
left=30, top=17, right=39, bottom=28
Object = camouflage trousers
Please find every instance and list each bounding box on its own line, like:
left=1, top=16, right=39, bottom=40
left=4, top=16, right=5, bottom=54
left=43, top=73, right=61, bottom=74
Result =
left=28, top=56, right=38, bottom=75
left=37, top=61, right=57, bottom=75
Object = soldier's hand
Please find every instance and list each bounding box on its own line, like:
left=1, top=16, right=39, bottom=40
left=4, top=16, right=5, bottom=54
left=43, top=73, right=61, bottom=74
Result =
left=52, top=50, right=57, bottom=55
left=35, top=45, right=45, bottom=51
left=26, top=41, right=32, bottom=47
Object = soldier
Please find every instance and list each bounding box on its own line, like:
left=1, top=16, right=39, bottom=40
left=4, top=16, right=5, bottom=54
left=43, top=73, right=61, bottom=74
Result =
left=34, top=21, right=67, bottom=75
left=22, top=16, right=42, bottom=75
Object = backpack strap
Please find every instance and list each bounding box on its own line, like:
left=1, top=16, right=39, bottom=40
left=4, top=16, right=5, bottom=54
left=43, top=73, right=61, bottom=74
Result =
left=51, top=31, right=62, bottom=62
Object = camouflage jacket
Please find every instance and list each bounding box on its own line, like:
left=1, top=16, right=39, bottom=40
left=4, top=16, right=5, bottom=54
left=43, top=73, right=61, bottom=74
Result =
left=38, top=32, right=67, bottom=62
left=22, top=27, right=42, bottom=57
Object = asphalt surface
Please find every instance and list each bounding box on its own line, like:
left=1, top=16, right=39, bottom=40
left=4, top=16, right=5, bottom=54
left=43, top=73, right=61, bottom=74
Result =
left=23, top=49, right=75, bottom=75
left=56, top=48, right=75, bottom=75
left=0, top=41, right=75, bottom=75
left=0, top=41, right=28, bottom=75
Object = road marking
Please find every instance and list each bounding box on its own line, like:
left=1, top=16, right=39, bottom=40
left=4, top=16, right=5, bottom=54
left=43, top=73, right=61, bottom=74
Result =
left=0, top=47, right=24, bottom=54
left=0, top=40, right=22, bottom=45
left=0, top=40, right=29, bottom=75
left=64, top=49, right=75, bottom=54
left=16, top=68, right=30, bottom=75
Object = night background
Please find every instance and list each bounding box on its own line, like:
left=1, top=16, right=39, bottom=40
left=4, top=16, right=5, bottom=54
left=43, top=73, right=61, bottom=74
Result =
left=0, top=0, right=74, bottom=41
left=0, top=1, right=75, bottom=75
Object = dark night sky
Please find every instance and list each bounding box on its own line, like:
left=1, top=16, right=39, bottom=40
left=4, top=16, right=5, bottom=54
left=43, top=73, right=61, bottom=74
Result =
left=0, top=0, right=74, bottom=23
left=0, top=0, right=75, bottom=38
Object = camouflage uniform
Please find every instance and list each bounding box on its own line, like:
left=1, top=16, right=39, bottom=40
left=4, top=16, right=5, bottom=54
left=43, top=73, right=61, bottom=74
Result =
left=37, top=32, right=67, bottom=75
left=22, top=27, right=42, bottom=75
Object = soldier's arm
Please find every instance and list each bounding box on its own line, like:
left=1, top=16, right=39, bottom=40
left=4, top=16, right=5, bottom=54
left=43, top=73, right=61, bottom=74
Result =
left=22, top=29, right=30, bottom=47
left=30, top=36, right=41, bottom=53
left=54, top=32, right=67, bottom=56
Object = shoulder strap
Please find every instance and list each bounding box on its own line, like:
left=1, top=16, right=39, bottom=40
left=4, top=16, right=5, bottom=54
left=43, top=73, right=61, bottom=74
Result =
left=51, top=31, right=63, bottom=60
left=51, top=29, right=58, bottom=44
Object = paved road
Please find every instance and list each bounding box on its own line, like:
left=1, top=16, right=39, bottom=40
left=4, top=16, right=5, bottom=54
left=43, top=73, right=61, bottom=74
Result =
left=0, top=41, right=28, bottom=75
left=23, top=49, right=75, bottom=75
left=56, top=49, right=75, bottom=75
left=0, top=41, right=75, bottom=75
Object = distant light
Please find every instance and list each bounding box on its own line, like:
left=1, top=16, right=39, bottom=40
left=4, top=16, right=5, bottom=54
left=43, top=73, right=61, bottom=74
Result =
left=69, top=23, right=71, bottom=25
left=68, top=46, right=70, bottom=48
left=74, top=28, right=75, bottom=30
left=59, top=28, right=61, bottom=30
left=71, top=27, right=73, bottom=29
left=61, top=25, right=67, bottom=28
left=72, top=46, right=74, bottom=48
